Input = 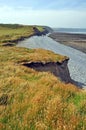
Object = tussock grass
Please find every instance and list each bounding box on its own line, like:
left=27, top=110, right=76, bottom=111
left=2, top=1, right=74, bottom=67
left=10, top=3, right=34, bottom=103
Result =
left=0, top=46, right=68, bottom=64
left=0, top=46, right=86, bottom=130
left=0, top=24, right=86, bottom=130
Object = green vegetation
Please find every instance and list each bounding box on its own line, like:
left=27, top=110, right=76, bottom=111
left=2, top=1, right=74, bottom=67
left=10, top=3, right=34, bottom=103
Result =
left=36, top=26, right=45, bottom=32
left=0, top=24, right=44, bottom=44
left=0, top=24, right=86, bottom=130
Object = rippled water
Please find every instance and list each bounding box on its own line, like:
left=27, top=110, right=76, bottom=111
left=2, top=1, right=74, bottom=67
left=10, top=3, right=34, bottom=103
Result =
left=17, top=35, right=86, bottom=88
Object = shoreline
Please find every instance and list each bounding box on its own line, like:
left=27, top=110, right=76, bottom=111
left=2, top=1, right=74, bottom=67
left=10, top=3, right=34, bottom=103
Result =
left=1, top=26, right=49, bottom=47
left=49, top=32, right=86, bottom=54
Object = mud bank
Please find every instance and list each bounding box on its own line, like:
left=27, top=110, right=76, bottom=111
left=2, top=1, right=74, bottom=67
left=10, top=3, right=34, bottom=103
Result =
left=21, top=59, right=71, bottom=83
left=49, top=32, right=86, bottom=53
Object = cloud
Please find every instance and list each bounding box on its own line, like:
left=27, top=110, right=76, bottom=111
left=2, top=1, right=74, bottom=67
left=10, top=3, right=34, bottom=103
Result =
left=0, top=5, right=86, bottom=28
left=0, top=0, right=86, bottom=10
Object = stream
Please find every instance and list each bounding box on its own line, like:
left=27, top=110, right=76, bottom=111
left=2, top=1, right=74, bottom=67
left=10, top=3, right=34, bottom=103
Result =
left=16, top=35, right=86, bottom=88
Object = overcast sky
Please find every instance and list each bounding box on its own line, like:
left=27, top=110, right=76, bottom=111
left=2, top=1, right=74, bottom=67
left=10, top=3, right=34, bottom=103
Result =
left=0, top=0, right=86, bottom=28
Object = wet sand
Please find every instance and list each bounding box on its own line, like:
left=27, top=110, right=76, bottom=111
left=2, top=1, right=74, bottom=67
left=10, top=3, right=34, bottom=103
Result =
left=49, top=32, right=86, bottom=53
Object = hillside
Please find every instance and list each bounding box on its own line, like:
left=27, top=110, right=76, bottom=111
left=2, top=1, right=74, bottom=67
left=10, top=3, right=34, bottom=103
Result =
left=0, top=24, right=86, bottom=130
left=0, top=24, right=46, bottom=45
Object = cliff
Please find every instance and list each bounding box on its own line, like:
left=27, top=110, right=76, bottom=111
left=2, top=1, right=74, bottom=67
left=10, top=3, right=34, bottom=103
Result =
left=18, top=48, right=71, bottom=83
left=22, top=60, right=71, bottom=83
left=0, top=25, right=86, bottom=130
left=33, top=26, right=49, bottom=36
left=0, top=24, right=71, bottom=83
left=0, top=46, right=85, bottom=129
left=43, top=26, right=53, bottom=33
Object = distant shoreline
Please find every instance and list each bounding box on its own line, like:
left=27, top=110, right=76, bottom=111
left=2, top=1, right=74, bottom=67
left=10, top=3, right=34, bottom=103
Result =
left=49, top=32, right=86, bottom=53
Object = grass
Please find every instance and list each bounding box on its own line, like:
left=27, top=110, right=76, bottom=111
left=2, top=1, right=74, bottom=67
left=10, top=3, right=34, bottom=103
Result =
left=0, top=24, right=44, bottom=44
left=0, top=24, right=86, bottom=130
left=0, top=46, right=68, bottom=63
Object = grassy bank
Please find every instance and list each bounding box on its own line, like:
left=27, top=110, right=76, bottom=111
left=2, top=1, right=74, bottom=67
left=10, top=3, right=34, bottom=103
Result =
left=0, top=24, right=86, bottom=130
left=0, top=24, right=44, bottom=44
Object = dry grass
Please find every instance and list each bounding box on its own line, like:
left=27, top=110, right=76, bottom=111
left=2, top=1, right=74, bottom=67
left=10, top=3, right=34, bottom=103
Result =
left=0, top=24, right=86, bottom=130
left=0, top=46, right=86, bottom=130
left=0, top=46, right=68, bottom=64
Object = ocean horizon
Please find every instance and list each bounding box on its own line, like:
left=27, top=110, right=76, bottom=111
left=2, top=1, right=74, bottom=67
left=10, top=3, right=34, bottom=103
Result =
left=53, top=28, right=86, bottom=34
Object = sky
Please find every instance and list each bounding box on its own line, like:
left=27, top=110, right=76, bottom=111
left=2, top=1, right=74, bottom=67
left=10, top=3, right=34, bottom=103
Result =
left=0, top=0, right=86, bottom=28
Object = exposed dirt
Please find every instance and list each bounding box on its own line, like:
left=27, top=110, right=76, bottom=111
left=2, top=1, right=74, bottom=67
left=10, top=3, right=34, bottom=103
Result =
left=22, top=59, right=72, bottom=83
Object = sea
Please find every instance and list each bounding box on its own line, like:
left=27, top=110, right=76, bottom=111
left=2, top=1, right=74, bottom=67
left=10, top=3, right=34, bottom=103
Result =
left=53, top=28, right=86, bottom=34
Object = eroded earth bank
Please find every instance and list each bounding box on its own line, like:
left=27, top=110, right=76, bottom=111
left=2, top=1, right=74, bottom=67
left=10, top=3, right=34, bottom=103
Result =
left=17, top=35, right=86, bottom=88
